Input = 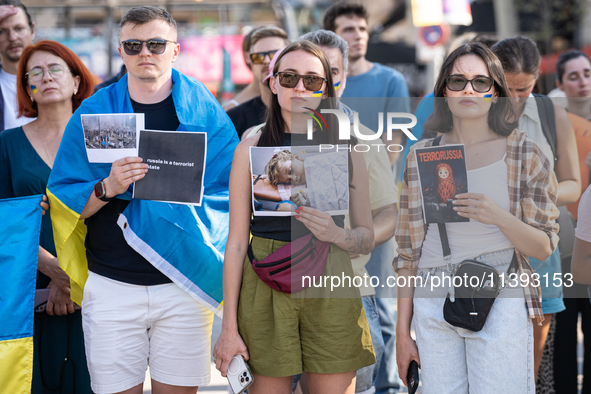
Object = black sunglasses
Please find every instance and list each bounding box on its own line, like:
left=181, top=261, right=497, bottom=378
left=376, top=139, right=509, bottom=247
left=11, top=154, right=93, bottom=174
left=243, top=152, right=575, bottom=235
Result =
left=121, top=39, right=176, bottom=56
left=275, top=72, right=327, bottom=92
left=446, top=75, right=494, bottom=93
left=250, top=50, right=278, bottom=64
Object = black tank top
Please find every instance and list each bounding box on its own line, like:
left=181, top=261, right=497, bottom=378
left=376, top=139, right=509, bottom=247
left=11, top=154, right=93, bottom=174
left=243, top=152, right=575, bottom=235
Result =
left=250, top=132, right=345, bottom=242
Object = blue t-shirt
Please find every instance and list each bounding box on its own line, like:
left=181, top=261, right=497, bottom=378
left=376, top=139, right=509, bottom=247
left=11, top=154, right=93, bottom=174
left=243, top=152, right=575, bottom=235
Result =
left=341, top=63, right=410, bottom=133
left=400, top=91, right=434, bottom=179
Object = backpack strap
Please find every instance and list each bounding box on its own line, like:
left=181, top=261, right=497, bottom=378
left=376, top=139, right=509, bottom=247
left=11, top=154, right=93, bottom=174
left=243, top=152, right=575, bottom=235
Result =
left=532, top=93, right=558, bottom=165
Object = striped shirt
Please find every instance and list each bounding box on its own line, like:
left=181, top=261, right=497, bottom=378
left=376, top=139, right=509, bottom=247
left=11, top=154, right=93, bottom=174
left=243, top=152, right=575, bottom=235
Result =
left=394, top=129, right=559, bottom=324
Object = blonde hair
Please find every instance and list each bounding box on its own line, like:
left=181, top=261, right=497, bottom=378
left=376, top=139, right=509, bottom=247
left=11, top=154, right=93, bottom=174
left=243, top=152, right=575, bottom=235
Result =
left=264, top=151, right=305, bottom=186
left=264, top=150, right=291, bottom=186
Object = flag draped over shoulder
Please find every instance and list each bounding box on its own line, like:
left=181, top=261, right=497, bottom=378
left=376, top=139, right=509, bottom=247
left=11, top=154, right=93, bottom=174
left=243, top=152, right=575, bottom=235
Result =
left=47, top=69, right=238, bottom=316
left=0, top=195, right=42, bottom=393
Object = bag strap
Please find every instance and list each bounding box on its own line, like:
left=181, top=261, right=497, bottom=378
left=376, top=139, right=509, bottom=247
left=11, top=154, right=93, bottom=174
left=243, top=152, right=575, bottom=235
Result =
left=432, top=134, right=519, bottom=274
left=247, top=242, right=256, bottom=263
left=532, top=93, right=558, bottom=165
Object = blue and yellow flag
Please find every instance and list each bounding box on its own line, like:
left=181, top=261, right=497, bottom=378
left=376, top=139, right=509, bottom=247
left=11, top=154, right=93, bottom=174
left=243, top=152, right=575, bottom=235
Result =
left=48, top=69, right=238, bottom=316
left=0, top=195, right=42, bottom=393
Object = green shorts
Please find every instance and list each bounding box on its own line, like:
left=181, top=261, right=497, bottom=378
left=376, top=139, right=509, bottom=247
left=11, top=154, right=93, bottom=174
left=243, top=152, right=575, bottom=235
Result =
left=237, top=236, right=376, bottom=377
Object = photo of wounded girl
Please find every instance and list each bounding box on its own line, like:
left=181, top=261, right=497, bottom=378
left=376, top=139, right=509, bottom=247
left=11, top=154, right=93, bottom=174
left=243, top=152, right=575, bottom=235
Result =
left=249, top=145, right=349, bottom=216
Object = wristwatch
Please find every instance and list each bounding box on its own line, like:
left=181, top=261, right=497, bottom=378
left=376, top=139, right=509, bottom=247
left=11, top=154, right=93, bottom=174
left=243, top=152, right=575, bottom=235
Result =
left=94, top=179, right=116, bottom=202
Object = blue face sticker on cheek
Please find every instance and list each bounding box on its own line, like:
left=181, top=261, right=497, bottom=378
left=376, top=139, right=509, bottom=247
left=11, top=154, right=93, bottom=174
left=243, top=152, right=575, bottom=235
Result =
left=484, top=93, right=493, bottom=102
left=334, top=81, right=341, bottom=90
left=31, top=85, right=38, bottom=94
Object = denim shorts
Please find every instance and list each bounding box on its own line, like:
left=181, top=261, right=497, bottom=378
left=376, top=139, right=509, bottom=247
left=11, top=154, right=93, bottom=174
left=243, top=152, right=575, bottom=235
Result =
left=412, top=248, right=535, bottom=394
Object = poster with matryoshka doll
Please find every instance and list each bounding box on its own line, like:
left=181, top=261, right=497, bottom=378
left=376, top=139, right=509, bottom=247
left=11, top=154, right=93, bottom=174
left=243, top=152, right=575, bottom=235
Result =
left=415, top=144, right=468, bottom=223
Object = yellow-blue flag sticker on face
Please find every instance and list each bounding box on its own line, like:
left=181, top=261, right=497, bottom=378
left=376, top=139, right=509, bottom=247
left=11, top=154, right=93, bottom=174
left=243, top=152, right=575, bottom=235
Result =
left=0, top=195, right=42, bottom=394
left=484, top=94, right=492, bottom=102
left=312, top=90, right=323, bottom=97
left=334, top=81, right=341, bottom=91
left=31, top=85, right=38, bottom=94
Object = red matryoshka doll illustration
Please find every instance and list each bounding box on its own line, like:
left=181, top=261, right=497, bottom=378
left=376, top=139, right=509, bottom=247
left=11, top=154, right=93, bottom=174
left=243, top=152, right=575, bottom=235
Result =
left=435, top=162, right=456, bottom=203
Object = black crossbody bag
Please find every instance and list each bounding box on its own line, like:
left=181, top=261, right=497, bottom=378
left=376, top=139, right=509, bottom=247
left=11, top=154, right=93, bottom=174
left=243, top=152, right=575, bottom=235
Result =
left=431, top=135, right=518, bottom=332
left=437, top=222, right=518, bottom=331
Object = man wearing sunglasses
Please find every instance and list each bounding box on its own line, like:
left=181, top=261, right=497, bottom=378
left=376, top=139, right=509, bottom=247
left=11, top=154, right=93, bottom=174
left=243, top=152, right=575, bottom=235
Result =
left=0, top=0, right=35, bottom=131
left=226, top=26, right=288, bottom=138
left=48, top=6, right=238, bottom=394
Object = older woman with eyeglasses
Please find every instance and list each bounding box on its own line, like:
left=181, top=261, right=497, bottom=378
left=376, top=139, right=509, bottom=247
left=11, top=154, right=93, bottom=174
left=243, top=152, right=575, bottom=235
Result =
left=0, top=40, right=94, bottom=393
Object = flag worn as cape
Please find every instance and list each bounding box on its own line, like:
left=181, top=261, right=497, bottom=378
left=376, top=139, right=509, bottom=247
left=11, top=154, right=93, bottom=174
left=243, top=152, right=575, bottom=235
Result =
left=0, top=195, right=42, bottom=393
left=47, top=69, right=238, bottom=317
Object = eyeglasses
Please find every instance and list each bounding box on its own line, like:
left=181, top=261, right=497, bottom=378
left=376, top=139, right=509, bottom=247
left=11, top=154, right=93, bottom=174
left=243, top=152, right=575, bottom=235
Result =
left=250, top=50, right=278, bottom=64
left=446, top=75, right=494, bottom=93
left=26, top=65, right=69, bottom=82
left=0, top=25, right=30, bottom=41
left=120, top=39, right=176, bottom=56
left=275, top=72, right=327, bottom=92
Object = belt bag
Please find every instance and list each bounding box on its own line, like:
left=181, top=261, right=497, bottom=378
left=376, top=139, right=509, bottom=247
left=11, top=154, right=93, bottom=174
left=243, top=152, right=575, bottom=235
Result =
left=437, top=222, right=518, bottom=332
left=247, top=234, right=331, bottom=293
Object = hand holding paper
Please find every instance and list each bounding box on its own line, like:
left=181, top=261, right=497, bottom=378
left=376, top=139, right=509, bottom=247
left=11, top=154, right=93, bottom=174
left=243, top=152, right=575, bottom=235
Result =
left=104, top=156, right=148, bottom=197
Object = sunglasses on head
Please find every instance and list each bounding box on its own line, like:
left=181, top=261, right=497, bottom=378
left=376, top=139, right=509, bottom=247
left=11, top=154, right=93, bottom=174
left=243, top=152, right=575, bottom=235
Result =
left=120, top=39, right=176, bottom=56
left=275, top=72, right=327, bottom=92
left=446, top=75, right=494, bottom=93
left=250, top=50, right=278, bottom=64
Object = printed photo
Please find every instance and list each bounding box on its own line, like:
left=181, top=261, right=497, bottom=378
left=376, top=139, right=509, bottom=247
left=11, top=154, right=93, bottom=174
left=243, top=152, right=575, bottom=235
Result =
left=82, top=113, right=144, bottom=163
left=415, top=144, right=469, bottom=223
left=250, top=145, right=349, bottom=216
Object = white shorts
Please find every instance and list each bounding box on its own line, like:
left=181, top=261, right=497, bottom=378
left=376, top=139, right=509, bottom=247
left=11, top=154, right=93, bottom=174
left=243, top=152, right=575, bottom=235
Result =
left=82, top=271, right=214, bottom=394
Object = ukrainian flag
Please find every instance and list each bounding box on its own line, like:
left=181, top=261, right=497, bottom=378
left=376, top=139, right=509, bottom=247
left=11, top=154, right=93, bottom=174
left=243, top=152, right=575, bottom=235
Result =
left=0, top=195, right=42, bottom=393
left=48, top=69, right=238, bottom=316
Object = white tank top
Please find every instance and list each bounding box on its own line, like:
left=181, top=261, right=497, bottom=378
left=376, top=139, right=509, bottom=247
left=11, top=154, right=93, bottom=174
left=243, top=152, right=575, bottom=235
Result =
left=418, top=154, right=513, bottom=268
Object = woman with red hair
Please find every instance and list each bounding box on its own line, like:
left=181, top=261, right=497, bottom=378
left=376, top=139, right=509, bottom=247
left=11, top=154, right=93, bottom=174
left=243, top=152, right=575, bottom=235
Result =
left=0, top=40, right=94, bottom=393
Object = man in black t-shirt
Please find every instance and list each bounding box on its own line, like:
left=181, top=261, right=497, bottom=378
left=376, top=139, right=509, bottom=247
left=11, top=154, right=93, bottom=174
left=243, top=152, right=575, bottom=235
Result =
left=226, top=26, right=289, bottom=138
left=64, top=6, right=237, bottom=394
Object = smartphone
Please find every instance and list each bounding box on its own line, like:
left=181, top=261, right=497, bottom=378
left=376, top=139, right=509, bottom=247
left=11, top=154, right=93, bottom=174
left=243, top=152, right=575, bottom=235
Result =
left=227, top=355, right=253, bottom=394
left=34, top=289, right=81, bottom=313
left=407, top=359, right=419, bottom=394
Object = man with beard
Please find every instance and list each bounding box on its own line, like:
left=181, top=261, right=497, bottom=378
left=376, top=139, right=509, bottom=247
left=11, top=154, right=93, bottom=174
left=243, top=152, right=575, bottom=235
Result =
left=226, top=26, right=288, bottom=139
left=0, top=0, right=35, bottom=131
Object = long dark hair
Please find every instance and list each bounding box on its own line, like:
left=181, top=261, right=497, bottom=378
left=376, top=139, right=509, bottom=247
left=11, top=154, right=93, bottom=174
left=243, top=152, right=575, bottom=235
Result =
left=258, top=40, right=339, bottom=147
left=424, top=42, right=518, bottom=136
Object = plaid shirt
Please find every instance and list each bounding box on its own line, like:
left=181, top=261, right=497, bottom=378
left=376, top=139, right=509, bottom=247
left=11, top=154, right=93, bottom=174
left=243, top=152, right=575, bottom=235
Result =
left=394, top=130, right=560, bottom=324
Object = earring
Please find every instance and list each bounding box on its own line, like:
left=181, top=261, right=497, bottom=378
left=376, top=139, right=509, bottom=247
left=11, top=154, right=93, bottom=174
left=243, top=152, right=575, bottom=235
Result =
left=73, top=89, right=77, bottom=95
left=30, top=96, right=34, bottom=102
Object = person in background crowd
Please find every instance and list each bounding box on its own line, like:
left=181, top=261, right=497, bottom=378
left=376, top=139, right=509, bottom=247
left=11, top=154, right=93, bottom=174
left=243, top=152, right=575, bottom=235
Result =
left=396, top=41, right=559, bottom=394
left=324, top=1, right=409, bottom=167
left=0, top=0, right=35, bottom=131
left=224, top=26, right=262, bottom=111
left=94, top=64, right=126, bottom=92
left=0, top=40, right=94, bottom=394
left=324, top=4, right=409, bottom=392
left=226, top=26, right=289, bottom=138
left=553, top=49, right=591, bottom=394
left=214, top=40, right=376, bottom=394
left=47, top=6, right=238, bottom=393
left=492, top=36, right=581, bottom=382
